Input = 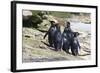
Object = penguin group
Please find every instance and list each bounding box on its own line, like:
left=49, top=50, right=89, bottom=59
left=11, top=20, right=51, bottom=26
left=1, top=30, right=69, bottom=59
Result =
left=44, top=20, right=80, bottom=56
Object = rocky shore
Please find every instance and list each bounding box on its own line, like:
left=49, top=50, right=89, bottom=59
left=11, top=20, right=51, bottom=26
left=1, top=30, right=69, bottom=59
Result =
left=22, top=27, right=91, bottom=62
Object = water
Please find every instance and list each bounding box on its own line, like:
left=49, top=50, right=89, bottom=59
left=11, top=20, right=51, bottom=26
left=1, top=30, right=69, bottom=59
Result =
left=70, top=22, right=91, bottom=32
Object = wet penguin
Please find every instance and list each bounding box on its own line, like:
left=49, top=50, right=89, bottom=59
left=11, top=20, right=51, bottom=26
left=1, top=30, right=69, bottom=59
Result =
left=54, top=24, right=62, bottom=51
left=62, top=22, right=74, bottom=53
left=71, top=32, right=81, bottom=56
left=43, top=20, right=58, bottom=47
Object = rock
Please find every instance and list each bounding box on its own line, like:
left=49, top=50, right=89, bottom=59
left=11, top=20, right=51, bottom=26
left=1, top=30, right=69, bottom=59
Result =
left=23, top=10, right=32, bottom=20
left=39, top=44, right=47, bottom=49
left=23, top=10, right=32, bottom=16
left=25, top=35, right=31, bottom=38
